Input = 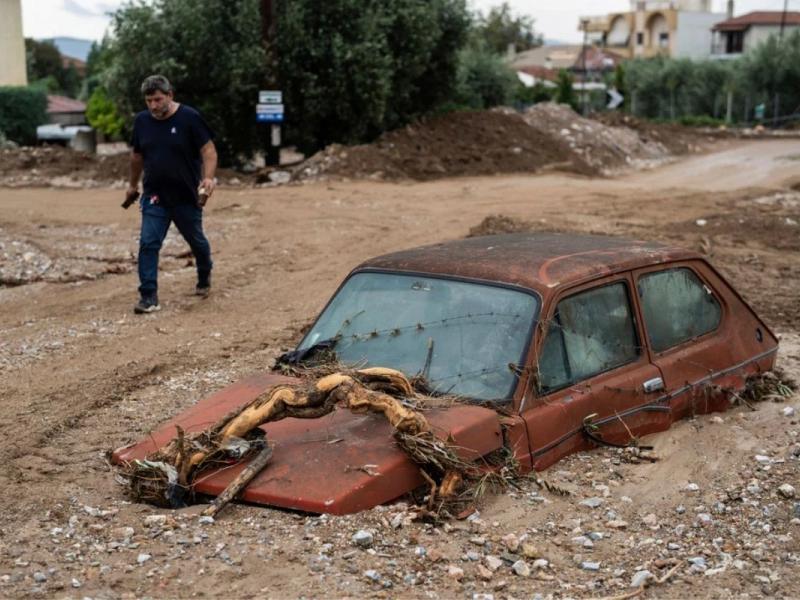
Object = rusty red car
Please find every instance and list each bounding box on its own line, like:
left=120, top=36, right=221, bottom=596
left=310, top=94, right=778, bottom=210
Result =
left=113, top=233, right=778, bottom=514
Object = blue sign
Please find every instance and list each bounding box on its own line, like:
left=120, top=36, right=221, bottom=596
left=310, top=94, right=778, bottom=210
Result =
left=257, top=112, right=284, bottom=123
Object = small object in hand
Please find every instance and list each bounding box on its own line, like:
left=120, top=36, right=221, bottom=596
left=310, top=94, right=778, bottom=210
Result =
left=198, top=187, right=209, bottom=207
left=122, top=189, right=140, bottom=209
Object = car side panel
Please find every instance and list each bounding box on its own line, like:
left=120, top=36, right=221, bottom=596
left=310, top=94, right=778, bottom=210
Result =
left=521, top=274, right=665, bottom=471
left=631, top=260, right=778, bottom=422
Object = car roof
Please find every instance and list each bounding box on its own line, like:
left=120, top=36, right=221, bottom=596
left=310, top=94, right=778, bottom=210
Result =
left=356, top=233, right=700, bottom=296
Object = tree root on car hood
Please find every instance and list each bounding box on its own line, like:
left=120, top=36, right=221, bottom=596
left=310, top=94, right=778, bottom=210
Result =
left=117, top=367, right=517, bottom=518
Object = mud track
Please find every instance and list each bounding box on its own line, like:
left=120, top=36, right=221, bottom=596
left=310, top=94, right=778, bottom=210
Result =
left=0, top=139, right=799, bottom=599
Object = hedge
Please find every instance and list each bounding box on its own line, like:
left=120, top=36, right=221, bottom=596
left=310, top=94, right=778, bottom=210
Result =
left=0, top=87, right=48, bottom=145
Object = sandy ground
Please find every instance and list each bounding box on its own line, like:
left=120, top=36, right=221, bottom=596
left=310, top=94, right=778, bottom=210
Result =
left=1, top=139, right=799, bottom=599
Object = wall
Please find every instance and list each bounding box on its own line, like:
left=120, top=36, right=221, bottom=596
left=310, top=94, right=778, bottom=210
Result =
left=0, top=0, right=28, bottom=86
left=675, top=11, right=727, bottom=58
left=745, top=24, right=800, bottom=50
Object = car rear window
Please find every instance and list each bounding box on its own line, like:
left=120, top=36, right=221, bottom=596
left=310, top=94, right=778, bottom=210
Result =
left=538, top=282, right=639, bottom=394
left=638, top=267, right=721, bottom=352
left=297, top=273, right=539, bottom=401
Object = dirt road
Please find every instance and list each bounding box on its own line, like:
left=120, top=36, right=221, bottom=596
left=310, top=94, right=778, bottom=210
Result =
left=1, top=139, right=799, bottom=599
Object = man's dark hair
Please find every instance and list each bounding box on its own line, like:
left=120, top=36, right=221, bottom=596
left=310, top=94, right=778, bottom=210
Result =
left=141, top=75, right=173, bottom=96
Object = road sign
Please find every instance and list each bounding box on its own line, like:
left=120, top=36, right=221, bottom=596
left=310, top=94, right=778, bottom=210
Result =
left=256, top=103, right=284, bottom=113
left=606, top=87, right=624, bottom=110
left=256, top=102, right=284, bottom=123
left=754, top=103, right=765, bottom=120
left=257, top=112, right=284, bottom=123
left=259, top=90, right=282, bottom=104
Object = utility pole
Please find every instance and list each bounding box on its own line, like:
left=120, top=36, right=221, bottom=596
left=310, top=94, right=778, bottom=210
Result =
left=775, top=0, right=788, bottom=125
left=581, top=18, right=589, bottom=116
left=260, top=0, right=281, bottom=166
left=780, top=0, right=789, bottom=39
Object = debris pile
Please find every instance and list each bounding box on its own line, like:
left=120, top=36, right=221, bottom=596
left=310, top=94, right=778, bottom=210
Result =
left=295, top=109, right=588, bottom=182
left=0, top=145, right=129, bottom=188
left=522, top=103, right=675, bottom=175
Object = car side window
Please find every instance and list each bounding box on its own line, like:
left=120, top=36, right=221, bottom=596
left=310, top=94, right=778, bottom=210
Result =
left=537, top=282, right=640, bottom=394
left=638, top=268, right=721, bottom=353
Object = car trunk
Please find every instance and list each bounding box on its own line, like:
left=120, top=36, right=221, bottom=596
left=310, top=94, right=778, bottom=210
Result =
left=112, top=372, right=506, bottom=514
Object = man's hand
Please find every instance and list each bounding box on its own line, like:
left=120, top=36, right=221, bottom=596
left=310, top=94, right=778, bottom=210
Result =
left=122, top=186, right=140, bottom=209
left=197, top=177, right=216, bottom=207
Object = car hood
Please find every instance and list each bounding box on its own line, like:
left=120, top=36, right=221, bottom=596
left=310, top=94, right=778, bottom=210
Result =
left=112, top=372, right=505, bottom=514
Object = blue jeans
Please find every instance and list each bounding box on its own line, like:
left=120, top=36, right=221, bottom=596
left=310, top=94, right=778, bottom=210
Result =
left=138, top=196, right=212, bottom=297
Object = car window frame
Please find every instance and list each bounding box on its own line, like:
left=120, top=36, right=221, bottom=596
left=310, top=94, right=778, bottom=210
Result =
left=534, top=276, right=644, bottom=398
left=634, top=264, right=725, bottom=357
left=296, top=268, right=543, bottom=403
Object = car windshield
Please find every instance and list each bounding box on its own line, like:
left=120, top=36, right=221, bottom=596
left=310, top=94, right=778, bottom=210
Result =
left=297, top=272, right=539, bottom=401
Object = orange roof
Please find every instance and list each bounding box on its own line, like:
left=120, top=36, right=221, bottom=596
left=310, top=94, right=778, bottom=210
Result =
left=47, top=95, right=86, bottom=114
left=713, top=11, right=800, bottom=31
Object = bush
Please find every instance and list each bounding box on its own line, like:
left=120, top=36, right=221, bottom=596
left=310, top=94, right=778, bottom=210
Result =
left=515, top=82, right=554, bottom=106
left=454, top=45, right=518, bottom=109
left=0, top=87, right=48, bottom=145
left=555, top=70, right=577, bottom=111
left=86, top=86, right=126, bottom=138
left=277, top=0, right=470, bottom=154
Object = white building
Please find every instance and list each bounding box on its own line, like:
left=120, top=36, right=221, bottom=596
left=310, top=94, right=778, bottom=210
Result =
left=0, top=0, right=28, bottom=86
left=711, top=11, right=800, bottom=58
left=581, top=0, right=727, bottom=60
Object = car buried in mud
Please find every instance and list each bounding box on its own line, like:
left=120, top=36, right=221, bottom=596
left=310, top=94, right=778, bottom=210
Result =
left=113, top=233, right=779, bottom=514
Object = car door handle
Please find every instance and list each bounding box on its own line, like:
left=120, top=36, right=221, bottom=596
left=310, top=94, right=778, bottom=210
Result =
left=643, top=377, right=665, bottom=393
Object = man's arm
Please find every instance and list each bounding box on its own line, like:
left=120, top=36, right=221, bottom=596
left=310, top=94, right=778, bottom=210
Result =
left=199, top=141, right=217, bottom=198
left=123, top=151, right=144, bottom=208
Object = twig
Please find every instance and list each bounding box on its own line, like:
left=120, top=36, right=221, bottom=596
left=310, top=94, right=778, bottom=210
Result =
left=419, top=469, right=438, bottom=510
left=201, top=444, right=273, bottom=519
left=589, top=558, right=681, bottom=600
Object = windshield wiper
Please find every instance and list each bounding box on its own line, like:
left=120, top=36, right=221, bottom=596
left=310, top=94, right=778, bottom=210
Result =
left=275, top=335, right=340, bottom=367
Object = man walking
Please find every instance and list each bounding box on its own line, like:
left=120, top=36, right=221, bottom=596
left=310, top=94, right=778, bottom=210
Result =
left=125, top=74, right=217, bottom=314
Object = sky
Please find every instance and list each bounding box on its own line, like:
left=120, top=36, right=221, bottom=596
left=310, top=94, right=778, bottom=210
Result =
left=19, top=0, right=796, bottom=43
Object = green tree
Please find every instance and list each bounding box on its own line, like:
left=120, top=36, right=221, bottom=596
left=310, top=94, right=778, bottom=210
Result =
left=555, top=69, right=577, bottom=111
left=25, top=38, right=82, bottom=98
left=454, top=45, right=518, bottom=109
left=104, top=0, right=268, bottom=165
left=277, top=0, right=470, bottom=154
left=0, top=87, right=48, bottom=145
left=473, top=2, right=542, bottom=55
left=82, top=37, right=114, bottom=99
left=86, top=86, right=126, bottom=138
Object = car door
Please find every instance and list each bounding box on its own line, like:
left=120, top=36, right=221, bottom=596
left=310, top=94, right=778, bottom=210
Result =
left=631, top=261, right=761, bottom=421
left=522, top=274, right=665, bottom=470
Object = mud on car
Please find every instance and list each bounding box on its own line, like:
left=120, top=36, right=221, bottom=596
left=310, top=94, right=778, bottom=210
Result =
left=114, top=233, right=778, bottom=514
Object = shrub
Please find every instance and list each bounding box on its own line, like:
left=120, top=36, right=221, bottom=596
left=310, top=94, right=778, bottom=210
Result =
left=0, top=87, right=48, bottom=145
left=86, top=86, right=126, bottom=139
left=455, top=45, right=518, bottom=109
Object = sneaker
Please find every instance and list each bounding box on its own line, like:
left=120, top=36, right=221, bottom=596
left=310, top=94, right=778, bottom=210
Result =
left=196, top=274, right=211, bottom=297
left=134, top=295, right=161, bottom=314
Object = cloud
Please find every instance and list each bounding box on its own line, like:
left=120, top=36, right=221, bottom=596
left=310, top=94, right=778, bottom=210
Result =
left=63, top=0, right=120, bottom=19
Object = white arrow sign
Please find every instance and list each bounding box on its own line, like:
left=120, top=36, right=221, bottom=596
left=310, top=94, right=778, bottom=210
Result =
left=607, top=87, right=624, bottom=110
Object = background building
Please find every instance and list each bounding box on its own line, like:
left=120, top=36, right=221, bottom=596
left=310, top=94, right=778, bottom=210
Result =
left=711, top=11, right=800, bottom=58
left=581, top=0, right=727, bottom=60
left=0, top=0, right=28, bottom=86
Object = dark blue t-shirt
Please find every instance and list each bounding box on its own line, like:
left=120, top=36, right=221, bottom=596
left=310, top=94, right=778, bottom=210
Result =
left=131, top=104, right=214, bottom=205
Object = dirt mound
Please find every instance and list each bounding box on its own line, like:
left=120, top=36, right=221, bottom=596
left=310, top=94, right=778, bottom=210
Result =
left=0, top=145, right=251, bottom=189
left=296, top=104, right=719, bottom=182
left=0, top=145, right=130, bottom=187
left=466, top=214, right=534, bottom=237
left=296, top=109, right=592, bottom=182
left=523, top=103, right=682, bottom=174
left=594, top=111, right=716, bottom=154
